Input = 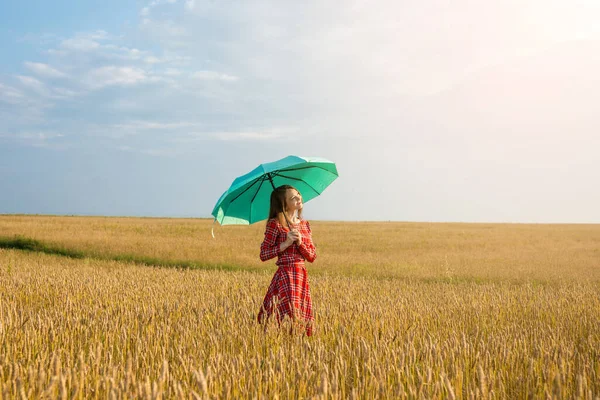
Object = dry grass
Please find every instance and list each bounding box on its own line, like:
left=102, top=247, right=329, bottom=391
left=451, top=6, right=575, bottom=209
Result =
left=1, top=215, right=599, bottom=281
left=0, top=215, right=599, bottom=398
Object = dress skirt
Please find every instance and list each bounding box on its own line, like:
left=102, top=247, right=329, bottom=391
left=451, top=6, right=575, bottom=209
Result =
left=257, top=261, right=314, bottom=336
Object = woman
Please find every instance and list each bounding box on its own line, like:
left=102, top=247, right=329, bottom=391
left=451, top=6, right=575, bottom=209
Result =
left=258, top=185, right=317, bottom=336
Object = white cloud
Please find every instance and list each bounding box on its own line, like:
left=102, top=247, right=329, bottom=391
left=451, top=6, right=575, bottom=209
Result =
left=85, top=66, right=148, bottom=88
left=185, top=0, right=195, bottom=10
left=118, top=145, right=180, bottom=157
left=0, top=80, right=51, bottom=124
left=191, top=70, right=238, bottom=82
left=87, top=30, right=109, bottom=40
left=140, top=0, right=179, bottom=18
left=0, top=83, right=26, bottom=105
left=52, top=87, right=80, bottom=98
left=61, top=37, right=101, bottom=52
left=124, top=48, right=144, bottom=60
left=144, top=56, right=162, bottom=64
left=15, top=75, right=80, bottom=100
left=24, top=62, right=67, bottom=78
left=164, top=68, right=182, bottom=76
left=11, top=131, right=64, bottom=140
left=0, top=131, right=65, bottom=147
left=162, top=54, right=192, bottom=66
left=114, top=121, right=203, bottom=130
left=97, top=45, right=146, bottom=61
left=141, top=19, right=187, bottom=37
left=46, top=49, right=68, bottom=56
left=16, top=75, right=50, bottom=95
left=53, top=31, right=112, bottom=53
left=31, top=30, right=193, bottom=94
left=54, top=40, right=147, bottom=62
left=210, top=130, right=296, bottom=142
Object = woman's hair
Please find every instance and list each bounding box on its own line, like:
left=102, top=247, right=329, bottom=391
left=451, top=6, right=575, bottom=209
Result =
left=268, top=185, right=303, bottom=227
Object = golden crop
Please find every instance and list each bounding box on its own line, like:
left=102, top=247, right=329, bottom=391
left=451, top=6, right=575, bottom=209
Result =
left=0, top=215, right=599, bottom=398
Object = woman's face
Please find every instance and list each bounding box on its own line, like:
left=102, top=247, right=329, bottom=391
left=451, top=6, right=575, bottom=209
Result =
left=285, top=188, right=303, bottom=212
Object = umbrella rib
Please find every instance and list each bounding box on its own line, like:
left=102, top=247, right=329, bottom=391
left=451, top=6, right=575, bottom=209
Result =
left=248, top=176, right=265, bottom=222
left=250, top=175, right=267, bottom=204
left=229, top=176, right=264, bottom=204
left=275, top=172, right=322, bottom=196
left=227, top=166, right=335, bottom=204
left=249, top=175, right=270, bottom=223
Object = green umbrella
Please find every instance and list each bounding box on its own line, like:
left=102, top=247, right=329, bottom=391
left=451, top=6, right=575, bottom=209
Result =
left=211, top=155, right=338, bottom=233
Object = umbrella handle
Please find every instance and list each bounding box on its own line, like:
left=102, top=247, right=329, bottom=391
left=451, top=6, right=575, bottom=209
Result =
left=211, top=218, right=216, bottom=239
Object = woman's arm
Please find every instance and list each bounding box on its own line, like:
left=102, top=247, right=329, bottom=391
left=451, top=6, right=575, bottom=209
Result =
left=260, top=220, right=294, bottom=261
left=297, top=221, right=317, bottom=263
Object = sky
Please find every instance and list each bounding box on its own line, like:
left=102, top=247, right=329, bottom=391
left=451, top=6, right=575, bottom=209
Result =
left=1, top=0, right=599, bottom=223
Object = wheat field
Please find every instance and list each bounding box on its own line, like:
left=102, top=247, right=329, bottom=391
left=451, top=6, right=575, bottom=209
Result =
left=0, top=215, right=599, bottom=398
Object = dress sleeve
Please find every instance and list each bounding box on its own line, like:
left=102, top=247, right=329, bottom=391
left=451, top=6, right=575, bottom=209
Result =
left=260, top=219, right=281, bottom=261
left=298, top=220, right=317, bottom=263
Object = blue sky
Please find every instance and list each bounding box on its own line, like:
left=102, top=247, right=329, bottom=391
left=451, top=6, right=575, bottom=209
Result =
left=1, top=0, right=600, bottom=223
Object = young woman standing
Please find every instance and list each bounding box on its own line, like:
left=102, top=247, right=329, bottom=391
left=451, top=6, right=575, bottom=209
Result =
left=258, top=185, right=317, bottom=336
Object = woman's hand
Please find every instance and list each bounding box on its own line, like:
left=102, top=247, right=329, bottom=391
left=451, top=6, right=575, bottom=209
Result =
left=291, top=229, right=302, bottom=245
left=280, top=230, right=302, bottom=252
left=287, top=229, right=302, bottom=246
left=286, top=230, right=300, bottom=245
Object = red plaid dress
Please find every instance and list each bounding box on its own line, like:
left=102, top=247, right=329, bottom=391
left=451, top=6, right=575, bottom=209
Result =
left=258, top=218, right=317, bottom=336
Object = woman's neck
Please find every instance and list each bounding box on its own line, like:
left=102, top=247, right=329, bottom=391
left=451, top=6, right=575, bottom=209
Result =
left=285, top=210, right=297, bottom=223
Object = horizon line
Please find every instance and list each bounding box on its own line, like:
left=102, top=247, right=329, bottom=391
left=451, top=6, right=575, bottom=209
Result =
left=1, top=213, right=599, bottom=225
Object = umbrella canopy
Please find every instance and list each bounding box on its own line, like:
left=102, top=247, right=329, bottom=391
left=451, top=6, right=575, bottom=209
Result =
left=211, top=155, right=338, bottom=226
